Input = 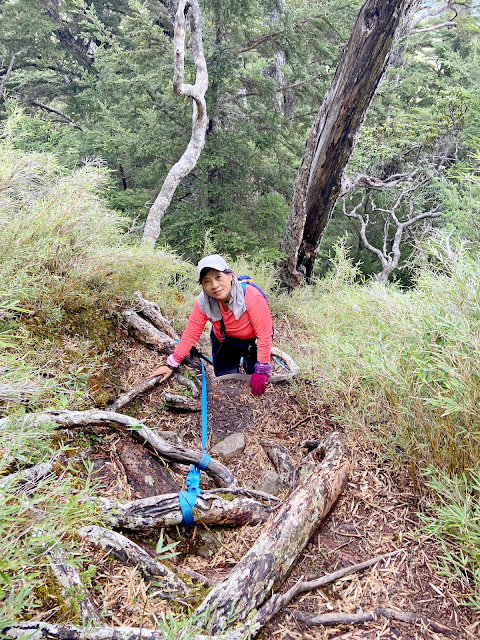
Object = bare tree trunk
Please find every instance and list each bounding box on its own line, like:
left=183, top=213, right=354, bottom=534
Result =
left=142, top=0, right=208, bottom=247
left=280, top=0, right=419, bottom=287
left=194, top=432, right=349, bottom=633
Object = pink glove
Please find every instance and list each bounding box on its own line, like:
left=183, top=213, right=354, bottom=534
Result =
left=250, top=363, right=271, bottom=396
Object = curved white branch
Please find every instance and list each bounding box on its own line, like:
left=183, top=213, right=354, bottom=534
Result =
left=142, top=0, right=208, bottom=248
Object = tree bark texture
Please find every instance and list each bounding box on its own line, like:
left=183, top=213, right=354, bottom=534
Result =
left=99, top=491, right=270, bottom=530
left=162, top=391, right=201, bottom=411
left=142, top=0, right=208, bottom=247
left=78, top=525, right=190, bottom=598
left=48, top=546, right=103, bottom=623
left=122, top=310, right=175, bottom=352
left=259, top=439, right=295, bottom=489
left=280, top=0, right=418, bottom=285
left=3, top=622, right=218, bottom=640
left=133, top=292, right=180, bottom=340
left=0, top=410, right=235, bottom=487
left=194, top=432, right=350, bottom=633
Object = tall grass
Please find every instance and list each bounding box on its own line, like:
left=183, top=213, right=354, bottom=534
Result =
left=0, top=115, right=196, bottom=411
left=278, top=236, right=480, bottom=607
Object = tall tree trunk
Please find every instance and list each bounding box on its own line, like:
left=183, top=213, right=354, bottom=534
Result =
left=142, top=0, right=208, bottom=248
left=280, top=0, right=419, bottom=287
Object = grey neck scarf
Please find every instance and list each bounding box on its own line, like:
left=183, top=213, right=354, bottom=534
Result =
left=197, top=273, right=247, bottom=321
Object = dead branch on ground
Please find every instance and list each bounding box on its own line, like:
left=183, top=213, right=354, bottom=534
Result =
left=99, top=490, right=271, bottom=530
left=194, top=432, right=349, bottom=633
left=291, top=607, right=454, bottom=635
left=79, top=525, right=190, bottom=599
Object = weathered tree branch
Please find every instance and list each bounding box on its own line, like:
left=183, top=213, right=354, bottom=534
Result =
left=260, top=439, right=295, bottom=489
left=99, top=491, right=270, bottom=530
left=78, top=525, right=190, bottom=598
left=122, top=310, right=176, bottom=352
left=343, top=179, right=442, bottom=283
left=0, top=50, right=22, bottom=102
left=107, top=372, right=198, bottom=413
left=3, top=622, right=217, bottom=640
left=133, top=292, right=180, bottom=340
left=48, top=546, right=103, bottom=623
left=163, top=391, right=201, bottom=411
left=0, top=410, right=235, bottom=487
left=142, top=0, right=208, bottom=247
left=291, top=607, right=454, bottom=635
left=194, top=432, right=349, bottom=633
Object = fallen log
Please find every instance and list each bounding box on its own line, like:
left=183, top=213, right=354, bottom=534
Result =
left=3, top=622, right=218, bottom=640
left=213, top=347, right=299, bottom=384
left=79, top=525, right=190, bottom=599
left=163, top=391, right=201, bottom=411
left=122, top=310, right=175, bottom=352
left=194, top=431, right=350, bottom=633
left=0, top=410, right=235, bottom=487
left=259, top=439, right=295, bottom=489
left=48, top=546, right=103, bottom=624
left=290, top=607, right=454, bottom=636
left=99, top=490, right=271, bottom=530
left=107, top=372, right=199, bottom=413
left=133, top=292, right=180, bottom=340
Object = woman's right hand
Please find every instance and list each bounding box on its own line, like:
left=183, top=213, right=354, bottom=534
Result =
left=149, top=365, right=174, bottom=383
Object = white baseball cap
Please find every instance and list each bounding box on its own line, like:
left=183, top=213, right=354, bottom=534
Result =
left=197, top=254, right=230, bottom=281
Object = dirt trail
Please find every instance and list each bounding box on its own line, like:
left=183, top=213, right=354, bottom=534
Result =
left=87, top=334, right=477, bottom=640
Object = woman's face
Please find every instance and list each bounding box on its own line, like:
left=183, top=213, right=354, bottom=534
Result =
left=201, top=269, right=233, bottom=302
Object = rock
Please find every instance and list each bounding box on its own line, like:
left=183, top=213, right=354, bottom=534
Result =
left=254, top=470, right=282, bottom=496
left=191, top=529, right=222, bottom=559
left=210, top=432, right=246, bottom=463
left=157, top=430, right=183, bottom=446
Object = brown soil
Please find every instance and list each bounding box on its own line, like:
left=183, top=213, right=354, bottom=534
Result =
left=78, top=328, right=478, bottom=639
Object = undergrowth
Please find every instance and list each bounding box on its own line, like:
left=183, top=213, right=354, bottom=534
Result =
left=2, top=107, right=480, bottom=622
left=279, top=236, right=480, bottom=610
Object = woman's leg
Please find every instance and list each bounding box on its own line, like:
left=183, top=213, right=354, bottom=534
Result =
left=210, top=329, right=242, bottom=376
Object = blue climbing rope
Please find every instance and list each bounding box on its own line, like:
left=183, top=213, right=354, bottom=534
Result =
left=178, top=359, right=210, bottom=526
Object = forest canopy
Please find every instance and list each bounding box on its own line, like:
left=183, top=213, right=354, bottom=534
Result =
left=2, top=0, right=479, bottom=280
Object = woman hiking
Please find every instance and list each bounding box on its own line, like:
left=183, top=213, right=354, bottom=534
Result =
left=150, top=255, right=273, bottom=396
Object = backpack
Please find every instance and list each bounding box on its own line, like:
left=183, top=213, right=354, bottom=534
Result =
left=237, top=275, right=270, bottom=305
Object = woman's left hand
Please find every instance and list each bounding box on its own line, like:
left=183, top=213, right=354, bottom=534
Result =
left=149, top=365, right=174, bottom=383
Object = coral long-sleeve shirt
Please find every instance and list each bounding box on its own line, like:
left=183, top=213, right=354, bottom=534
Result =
left=172, top=285, right=273, bottom=365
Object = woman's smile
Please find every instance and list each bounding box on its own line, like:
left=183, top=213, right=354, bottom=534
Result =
left=201, top=269, right=233, bottom=302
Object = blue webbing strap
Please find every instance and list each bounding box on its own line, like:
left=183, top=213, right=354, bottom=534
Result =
left=178, top=360, right=210, bottom=525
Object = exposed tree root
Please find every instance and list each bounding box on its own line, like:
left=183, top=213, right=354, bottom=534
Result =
left=99, top=491, right=271, bottom=530
left=0, top=410, right=235, bottom=487
left=194, top=431, right=350, bottom=633
left=78, top=525, right=190, bottom=599
left=48, top=546, right=103, bottom=623
left=290, top=607, right=455, bottom=635
left=162, top=391, right=201, bottom=411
